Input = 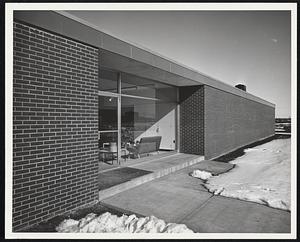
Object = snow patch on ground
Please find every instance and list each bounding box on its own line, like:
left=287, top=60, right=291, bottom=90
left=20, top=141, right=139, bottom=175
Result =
left=191, top=170, right=213, bottom=180
left=56, top=212, right=194, bottom=233
left=204, top=138, right=291, bottom=211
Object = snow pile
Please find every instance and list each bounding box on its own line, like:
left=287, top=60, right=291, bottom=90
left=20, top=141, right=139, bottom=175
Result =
left=204, top=138, right=291, bottom=211
left=56, top=212, right=194, bottom=233
left=191, top=170, right=213, bottom=180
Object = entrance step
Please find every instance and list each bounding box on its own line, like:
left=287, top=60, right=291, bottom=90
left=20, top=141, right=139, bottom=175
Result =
left=98, top=153, right=204, bottom=201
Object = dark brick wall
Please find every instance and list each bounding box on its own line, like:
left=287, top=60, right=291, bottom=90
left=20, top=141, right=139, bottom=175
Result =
left=179, top=86, right=205, bottom=155
left=13, top=22, right=99, bottom=231
left=204, top=86, right=275, bottom=159
left=179, top=85, right=274, bottom=159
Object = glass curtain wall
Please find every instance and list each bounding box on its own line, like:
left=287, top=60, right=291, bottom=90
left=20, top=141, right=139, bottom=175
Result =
left=98, top=69, right=119, bottom=164
left=99, top=68, right=177, bottom=164
left=98, top=96, right=118, bottom=147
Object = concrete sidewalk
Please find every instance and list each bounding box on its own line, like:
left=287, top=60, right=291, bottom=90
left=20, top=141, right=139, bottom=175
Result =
left=101, top=161, right=291, bottom=233
left=98, top=153, right=204, bottom=200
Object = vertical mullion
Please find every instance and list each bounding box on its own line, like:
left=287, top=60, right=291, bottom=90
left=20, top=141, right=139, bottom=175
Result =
left=176, top=87, right=180, bottom=152
left=117, top=73, right=121, bottom=164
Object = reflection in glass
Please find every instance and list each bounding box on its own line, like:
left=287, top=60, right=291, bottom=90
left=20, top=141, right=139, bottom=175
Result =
left=121, top=72, right=176, bottom=99
left=99, top=132, right=118, bottom=163
left=99, top=96, right=117, bottom=131
left=98, top=68, right=179, bottom=162
left=99, top=69, right=118, bottom=93
left=121, top=94, right=177, bottom=158
left=99, top=132, right=118, bottom=149
left=121, top=97, right=156, bottom=146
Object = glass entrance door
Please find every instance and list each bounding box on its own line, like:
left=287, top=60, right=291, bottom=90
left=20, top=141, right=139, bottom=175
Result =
left=98, top=95, right=119, bottom=164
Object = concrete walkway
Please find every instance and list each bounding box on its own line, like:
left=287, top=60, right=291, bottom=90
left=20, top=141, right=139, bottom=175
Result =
left=101, top=161, right=290, bottom=233
left=98, top=153, right=204, bottom=200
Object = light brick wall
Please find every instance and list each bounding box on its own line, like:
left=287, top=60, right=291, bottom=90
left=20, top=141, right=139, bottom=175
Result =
left=179, top=86, right=205, bottom=155
left=13, top=21, right=99, bottom=231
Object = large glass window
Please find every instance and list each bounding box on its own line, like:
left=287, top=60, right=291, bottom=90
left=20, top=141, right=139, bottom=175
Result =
left=120, top=73, right=177, bottom=155
left=121, top=73, right=156, bottom=98
left=98, top=67, right=178, bottom=163
left=98, top=95, right=119, bottom=163
left=98, top=96, right=118, bottom=131
left=121, top=97, right=156, bottom=146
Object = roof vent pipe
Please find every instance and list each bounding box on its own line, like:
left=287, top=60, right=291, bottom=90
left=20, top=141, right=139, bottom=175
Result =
left=235, top=84, right=246, bottom=92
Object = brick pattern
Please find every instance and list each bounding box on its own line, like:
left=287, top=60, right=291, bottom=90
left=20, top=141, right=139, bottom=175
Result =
left=179, top=85, right=274, bottom=159
left=13, top=22, right=99, bottom=231
left=179, top=86, right=205, bottom=155
left=204, top=86, right=275, bottom=159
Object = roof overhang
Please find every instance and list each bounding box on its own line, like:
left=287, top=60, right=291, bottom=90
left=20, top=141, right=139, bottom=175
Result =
left=13, top=10, right=275, bottom=108
left=100, top=49, right=199, bottom=87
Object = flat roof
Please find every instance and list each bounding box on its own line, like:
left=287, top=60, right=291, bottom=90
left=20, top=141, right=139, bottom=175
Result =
left=14, top=10, right=275, bottom=108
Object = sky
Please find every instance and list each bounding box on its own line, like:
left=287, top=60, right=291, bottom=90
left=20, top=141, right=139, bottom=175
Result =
left=68, top=10, right=291, bottom=118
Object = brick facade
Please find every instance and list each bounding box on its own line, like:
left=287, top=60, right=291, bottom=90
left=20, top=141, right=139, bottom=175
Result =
left=204, top=86, right=275, bottom=159
left=179, top=85, right=275, bottom=159
left=13, top=22, right=99, bottom=231
left=179, top=86, right=205, bottom=155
